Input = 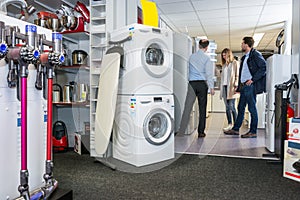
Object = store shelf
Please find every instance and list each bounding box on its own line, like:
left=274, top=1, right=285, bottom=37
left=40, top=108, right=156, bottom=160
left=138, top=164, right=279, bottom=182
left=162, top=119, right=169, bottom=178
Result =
left=92, top=16, right=106, bottom=21
left=89, top=0, right=108, bottom=158
left=62, top=31, right=90, bottom=43
left=62, top=0, right=89, bottom=7
left=37, top=0, right=92, bottom=149
left=91, top=1, right=106, bottom=6
left=60, top=65, right=90, bottom=69
left=53, top=102, right=90, bottom=107
left=91, top=58, right=102, bottom=62
left=56, top=65, right=90, bottom=74
left=91, top=68, right=101, bottom=75
left=91, top=85, right=99, bottom=89
left=91, top=44, right=107, bottom=48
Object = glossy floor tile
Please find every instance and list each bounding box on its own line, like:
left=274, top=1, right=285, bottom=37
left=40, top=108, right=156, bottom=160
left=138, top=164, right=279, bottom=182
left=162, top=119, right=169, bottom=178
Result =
left=175, top=112, right=278, bottom=160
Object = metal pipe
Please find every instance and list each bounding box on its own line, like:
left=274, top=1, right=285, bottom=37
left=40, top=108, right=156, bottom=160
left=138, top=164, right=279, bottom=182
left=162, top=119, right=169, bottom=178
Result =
left=46, top=79, right=53, bottom=161
left=25, top=25, right=37, bottom=49
left=0, top=0, right=28, bottom=12
left=0, top=21, right=8, bottom=59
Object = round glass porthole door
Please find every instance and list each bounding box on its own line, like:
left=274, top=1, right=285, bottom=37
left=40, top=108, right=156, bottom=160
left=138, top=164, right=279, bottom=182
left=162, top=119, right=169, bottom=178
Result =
left=142, top=41, right=171, bottom=78
left=143, top=109, right=173, bottom=145
left=145, top=43, right=164, bottom=66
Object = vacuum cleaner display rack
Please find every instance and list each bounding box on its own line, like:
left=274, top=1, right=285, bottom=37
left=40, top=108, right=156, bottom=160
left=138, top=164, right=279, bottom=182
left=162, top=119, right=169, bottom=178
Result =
left=0, top=19, right=65, bottom=199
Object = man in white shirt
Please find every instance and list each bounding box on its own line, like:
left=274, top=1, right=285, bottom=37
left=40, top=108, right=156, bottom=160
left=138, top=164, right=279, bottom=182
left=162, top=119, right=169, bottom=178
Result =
left=177, top=39, right=215, bottom=138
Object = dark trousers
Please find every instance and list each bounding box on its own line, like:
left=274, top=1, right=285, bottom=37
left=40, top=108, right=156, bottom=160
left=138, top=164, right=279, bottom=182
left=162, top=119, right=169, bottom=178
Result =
left=232, top=84, right=258, bottom=133
left=179, top=81, right=208, bottom=134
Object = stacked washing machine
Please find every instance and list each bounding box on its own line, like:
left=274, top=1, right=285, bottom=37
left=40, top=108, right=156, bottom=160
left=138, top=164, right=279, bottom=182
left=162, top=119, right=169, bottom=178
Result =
left=110, top=23, right=174, bottom=167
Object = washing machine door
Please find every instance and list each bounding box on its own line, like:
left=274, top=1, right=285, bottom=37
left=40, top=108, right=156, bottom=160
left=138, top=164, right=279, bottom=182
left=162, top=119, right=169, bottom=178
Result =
left=142, top=41, right=171, bottom=78
left=143, top=108, right=173, bottom=145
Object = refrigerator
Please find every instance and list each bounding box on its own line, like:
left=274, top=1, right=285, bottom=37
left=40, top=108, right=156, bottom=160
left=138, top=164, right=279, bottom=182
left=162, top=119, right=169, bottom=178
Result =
left=173, top=32, right=194, bottom=134
left=265, top=54, right=291, bottom=152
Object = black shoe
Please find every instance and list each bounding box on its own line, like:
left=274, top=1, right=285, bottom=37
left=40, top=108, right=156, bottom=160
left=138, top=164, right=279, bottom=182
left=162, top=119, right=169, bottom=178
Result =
left=224, top=129, right=239, bottom=135
left=198, top=133, right=206, bottom=138
left=241, top=132, right=257, bottom=138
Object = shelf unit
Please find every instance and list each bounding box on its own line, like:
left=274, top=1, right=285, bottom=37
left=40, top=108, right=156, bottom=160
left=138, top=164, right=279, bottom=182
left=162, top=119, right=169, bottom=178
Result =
left=89, top=0, right=108, bottom=157
left=62, top=32, right=90, bottom=43
left=53, top=50, right=90, bottom=148
left=53, top=102, right=89, bottom=107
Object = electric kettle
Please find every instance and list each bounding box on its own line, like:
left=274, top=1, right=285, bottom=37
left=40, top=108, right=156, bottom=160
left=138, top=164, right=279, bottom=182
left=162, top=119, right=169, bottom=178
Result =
left=77, top=83, right=88, bottom=102
left=72, top=50, right=88, bottom=65
left=53, top=83, right=62, bottom=103
left=63, top=84, right=73, bottom=103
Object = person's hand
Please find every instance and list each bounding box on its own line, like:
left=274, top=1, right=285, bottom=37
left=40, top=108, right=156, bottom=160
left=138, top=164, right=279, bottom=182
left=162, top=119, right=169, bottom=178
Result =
left=246, top=80, right=253, bottom=86
left=234, top=86, right=239, bottom=93
left=210, top=88, right=215, bottom=95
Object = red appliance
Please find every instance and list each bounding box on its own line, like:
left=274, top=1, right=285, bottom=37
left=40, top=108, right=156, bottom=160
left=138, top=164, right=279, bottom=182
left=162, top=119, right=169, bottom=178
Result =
left=74, top=1, right=90, bottom=23
left=286, top=104, right=295, bottom=139
left=52, top=121, right=68, bottom=152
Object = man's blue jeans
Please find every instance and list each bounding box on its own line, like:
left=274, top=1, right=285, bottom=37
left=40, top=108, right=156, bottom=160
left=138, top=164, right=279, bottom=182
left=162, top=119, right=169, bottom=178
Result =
left=232, top=84, right=258, bottom=133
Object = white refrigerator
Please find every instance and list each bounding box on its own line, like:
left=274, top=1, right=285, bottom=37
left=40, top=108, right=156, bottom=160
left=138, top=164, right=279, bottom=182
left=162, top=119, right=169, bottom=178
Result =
left=265, top=54, right=291, bottom=152
left=173, top=32, right=194, bottom=134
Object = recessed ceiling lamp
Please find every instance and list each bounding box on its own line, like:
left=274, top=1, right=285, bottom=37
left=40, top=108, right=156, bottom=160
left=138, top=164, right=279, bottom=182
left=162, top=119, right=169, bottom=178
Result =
left=185, top=26, right=189, bottom=34
left=196, top=36, right=208, bottom=39
left=253, top=33, right=265, bottom=47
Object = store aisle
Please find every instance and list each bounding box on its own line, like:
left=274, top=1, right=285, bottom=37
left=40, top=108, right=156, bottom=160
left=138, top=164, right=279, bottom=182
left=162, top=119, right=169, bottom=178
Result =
left=175, top=112, right=274, bottom=159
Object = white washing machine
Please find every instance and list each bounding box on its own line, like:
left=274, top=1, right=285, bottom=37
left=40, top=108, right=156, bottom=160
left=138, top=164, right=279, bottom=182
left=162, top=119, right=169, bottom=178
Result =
left=113, top=94, right=174, bottom=167
left=109, top=23, right=173, bottom=95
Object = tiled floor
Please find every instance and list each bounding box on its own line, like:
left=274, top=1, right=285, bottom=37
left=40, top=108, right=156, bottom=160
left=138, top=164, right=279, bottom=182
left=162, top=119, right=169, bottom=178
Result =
left=175, top=112, right=278, bottom=159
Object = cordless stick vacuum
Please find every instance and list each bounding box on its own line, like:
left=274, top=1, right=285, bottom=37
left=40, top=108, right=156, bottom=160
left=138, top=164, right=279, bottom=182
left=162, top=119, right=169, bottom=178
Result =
left=0, top=21, right=8, bottom=59
left=6, top=25, right=41, bottom=200
left=38, top=32, right=65, bottom=198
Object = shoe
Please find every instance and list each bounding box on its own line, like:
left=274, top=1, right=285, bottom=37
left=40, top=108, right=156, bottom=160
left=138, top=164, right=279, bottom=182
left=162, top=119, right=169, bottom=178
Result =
left=198, top=133, right=206, bottom=138
left=241, top=132, right=257, bottom=138
left=224, top=129, right=239, bottom=135
left=174, top=131, right=180, bottom=136
left=223, top=124, right=233, bottom=131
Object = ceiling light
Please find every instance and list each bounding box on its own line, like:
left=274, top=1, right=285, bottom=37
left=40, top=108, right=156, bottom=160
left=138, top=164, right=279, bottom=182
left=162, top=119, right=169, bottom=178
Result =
left=253, top=33, right=265, bottom=47
left=185, top=26, right=189, bottom=34
left=196, top=36, right=208, bottom=39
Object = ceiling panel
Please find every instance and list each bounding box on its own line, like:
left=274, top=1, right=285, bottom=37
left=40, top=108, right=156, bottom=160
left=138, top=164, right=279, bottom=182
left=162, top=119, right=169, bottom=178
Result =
left=192, top=0, right=228, bottom=11
left=265, top=0, right=292, bottom=5
left=154, top=0, right=292, bottom=53
left=174, top=20, right=202, bottom=26
left=204, top=25, right=229, bottom=34
left=157, top=2, right=194, bottom=14
left=229, top=0, right=265, bottom=7
left=185, top=26, right=206, bottom=34
left=154, top=0, right=190, bottom=4
left=200, top=17, right=228, bottom=25
left=262, top=5, right=292, bottom=17
left=197, top=9, right=228, bottom=19
left=163, top=12, right=199, bottom=21
left=229, top=7, right=263, bottom=17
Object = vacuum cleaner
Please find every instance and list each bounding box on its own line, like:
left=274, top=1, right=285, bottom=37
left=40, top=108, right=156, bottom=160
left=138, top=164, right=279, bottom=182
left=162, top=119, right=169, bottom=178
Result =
left=52, top=120, right=68, bottom=152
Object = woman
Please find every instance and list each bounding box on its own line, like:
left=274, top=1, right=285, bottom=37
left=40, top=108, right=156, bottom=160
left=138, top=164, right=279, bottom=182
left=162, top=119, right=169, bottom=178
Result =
left=220, top=48, right=239, bottom=131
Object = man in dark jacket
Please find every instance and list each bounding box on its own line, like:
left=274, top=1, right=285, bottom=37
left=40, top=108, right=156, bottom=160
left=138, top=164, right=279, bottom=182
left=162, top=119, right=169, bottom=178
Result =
left=224, top=36, right=266, bottom=138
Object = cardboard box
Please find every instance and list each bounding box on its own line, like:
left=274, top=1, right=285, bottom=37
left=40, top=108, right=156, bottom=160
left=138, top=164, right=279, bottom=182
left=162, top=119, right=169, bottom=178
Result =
left=288, top=118, right=300, bottom=141
left=283, top=140, right=300, bottom=182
